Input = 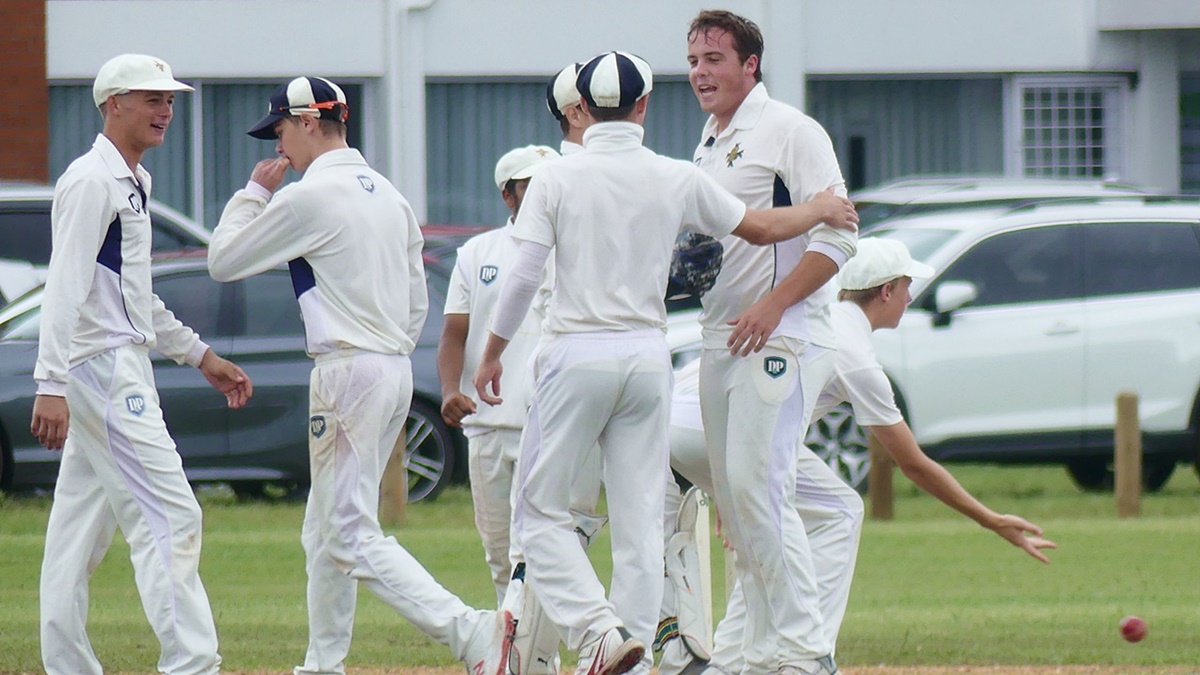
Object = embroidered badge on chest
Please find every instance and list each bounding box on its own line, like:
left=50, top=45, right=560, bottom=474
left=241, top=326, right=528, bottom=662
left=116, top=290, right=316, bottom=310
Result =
left=725, top=143, right=744, bottom=168
left=480, top=265, right=499, bottom=285
left=310, top=415, right=327, bottom=438
left=125, top=394, right=146, bottom=416
left=763, top=356, right=787, bottom=379
left=357, top=175, right=375, bottom=193
left=128, top=193, right=143, bottom=214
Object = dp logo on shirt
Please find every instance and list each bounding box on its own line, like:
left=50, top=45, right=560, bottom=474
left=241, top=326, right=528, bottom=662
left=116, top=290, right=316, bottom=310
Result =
left=480, top=265, right=499, bottom=285
left=125, top=395, right=146, bottom=416
left=763, top=356, right=787, bottom=379
left=310, top=415, right=327, bottom=438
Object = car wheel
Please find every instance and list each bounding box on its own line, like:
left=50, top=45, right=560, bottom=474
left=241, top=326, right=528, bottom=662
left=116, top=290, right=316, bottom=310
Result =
left=805, top=402, right=871, bottom=494
left=404, top=399, right=456, bottom=502
left=1065, top=457, right=1176, bottom=493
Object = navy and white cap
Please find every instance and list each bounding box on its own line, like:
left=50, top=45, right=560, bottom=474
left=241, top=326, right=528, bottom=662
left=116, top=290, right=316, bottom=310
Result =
left=546, top=63, right=582, bottom=121
left=247, top=76, right=349, bottom=140
left=576, top=51, right=653, bottom=109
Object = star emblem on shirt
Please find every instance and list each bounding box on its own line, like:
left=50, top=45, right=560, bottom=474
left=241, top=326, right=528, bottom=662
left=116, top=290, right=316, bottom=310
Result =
left=725, top=143, right=744, bottom=168
left=153, top=60, right=165, bottom=72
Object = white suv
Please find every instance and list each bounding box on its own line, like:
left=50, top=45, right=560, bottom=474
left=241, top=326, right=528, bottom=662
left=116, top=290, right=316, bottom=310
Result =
left=851, top=176, right=1148, bottom=230
left=811, top=197, right=1200, bottom=492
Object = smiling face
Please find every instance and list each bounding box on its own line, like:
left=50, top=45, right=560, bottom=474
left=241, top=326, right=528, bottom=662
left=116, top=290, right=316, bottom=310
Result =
left=687, top=27, right=758, bottom=130
left=107, top=90, right=175, bottom=153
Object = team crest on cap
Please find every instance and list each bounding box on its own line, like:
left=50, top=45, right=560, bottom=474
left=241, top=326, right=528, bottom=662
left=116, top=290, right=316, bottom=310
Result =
left=310, top=415, right=327, bottom=438
left=763, top=356, right=787, bottom=379
left=126, top=394, right=146, bottom=416
left=153, top=60, right=165, bottom=72
left=357, top=175, right=375, bottom=193
left=480, top=265, right=499, bottom=285
left=725, top=143, right=744, bottom=168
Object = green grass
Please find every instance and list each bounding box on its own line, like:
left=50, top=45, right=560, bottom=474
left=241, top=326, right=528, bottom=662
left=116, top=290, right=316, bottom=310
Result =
left=1, top=464, right=1199, bottom=673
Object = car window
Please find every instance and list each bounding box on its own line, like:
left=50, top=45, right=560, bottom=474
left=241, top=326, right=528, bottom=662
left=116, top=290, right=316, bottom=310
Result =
left=871, top=227, right=958, bottom=263
left=934, top=225, right=1082, bottom=307
left=243, top=272, right=304, bottom=337
left=0, top=210, right=53, bottom=265
left=150, top=214, right=206, bottom=252
left=155, top=272, right=226, bottom=338
left=1083, top=221, right=1200, bottom=297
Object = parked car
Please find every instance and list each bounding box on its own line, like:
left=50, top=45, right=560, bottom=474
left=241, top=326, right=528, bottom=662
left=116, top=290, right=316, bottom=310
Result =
left=0, top=236, right=472, bottom=501
left=851, top=176, right=1149, bottom=230
left=0, top=181, right=211, bottom=305
left=804, top=197, right=1200, bottom=492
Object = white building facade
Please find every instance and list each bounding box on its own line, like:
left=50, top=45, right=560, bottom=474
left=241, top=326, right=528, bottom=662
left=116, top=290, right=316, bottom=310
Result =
left=47, top=0, right=1200, bottom=226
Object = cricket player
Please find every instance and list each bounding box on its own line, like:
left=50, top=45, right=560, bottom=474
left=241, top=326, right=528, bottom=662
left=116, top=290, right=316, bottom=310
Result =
left=438, top=144, right=560, bottom=605
left=685, top=10, right=856, bottom=675
left=207, top=75, right=510, bottom=675
left=32, top=53, right=253, bottom=675
left=546, top=62, right=587, bottom=155
left=658, top=239, right=1059, bottom=675
left=473, top=51, right=858, bottom=675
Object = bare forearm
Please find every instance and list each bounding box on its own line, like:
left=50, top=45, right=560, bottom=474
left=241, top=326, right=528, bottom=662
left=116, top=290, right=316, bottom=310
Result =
left=437, top=315, right=469, bottom=398
left=874, top=422, right=998, bottom=528
left=760, top=251, right=838, bottom=313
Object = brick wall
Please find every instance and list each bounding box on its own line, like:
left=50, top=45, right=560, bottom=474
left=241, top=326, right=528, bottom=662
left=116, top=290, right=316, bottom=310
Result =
left=0, top=0, right=48, bottom=183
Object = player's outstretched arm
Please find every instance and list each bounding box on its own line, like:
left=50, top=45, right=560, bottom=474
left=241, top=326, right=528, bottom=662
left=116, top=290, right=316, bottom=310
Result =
left=870, top=421, right=1057, bottom=563
left=437, top=313, right=477, bottom=426
left=733, top=188, right=857, bottom=246
left=198, top=349, right=254, bottom=409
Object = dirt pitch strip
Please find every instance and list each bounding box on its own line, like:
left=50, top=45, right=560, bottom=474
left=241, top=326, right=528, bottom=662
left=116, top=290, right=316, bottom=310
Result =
left=103, top=667, right=1200, bottom=675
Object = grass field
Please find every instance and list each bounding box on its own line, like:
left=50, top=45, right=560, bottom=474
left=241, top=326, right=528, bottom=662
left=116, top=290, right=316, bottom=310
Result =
left=1, top=464, right=1198, bottom=675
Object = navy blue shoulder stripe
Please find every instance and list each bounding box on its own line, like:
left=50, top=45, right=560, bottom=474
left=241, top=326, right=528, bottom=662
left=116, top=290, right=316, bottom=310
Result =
left=288, top=258, right=317, bottom=298
left=97, top=215, right=123, bottom=273
left=772, top=174, right=792, bottom=208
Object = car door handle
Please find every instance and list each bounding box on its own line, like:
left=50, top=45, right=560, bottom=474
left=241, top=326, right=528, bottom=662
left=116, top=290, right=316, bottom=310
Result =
left=1045, top=322, right=1081, bottom=336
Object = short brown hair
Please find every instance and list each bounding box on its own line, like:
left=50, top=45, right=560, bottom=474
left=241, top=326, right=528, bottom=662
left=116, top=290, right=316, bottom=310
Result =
left=588, top=103, right=636, bottom=122
left=837, top=278, right=900, bottom=305
left=688, top=10, right=765, bottom=82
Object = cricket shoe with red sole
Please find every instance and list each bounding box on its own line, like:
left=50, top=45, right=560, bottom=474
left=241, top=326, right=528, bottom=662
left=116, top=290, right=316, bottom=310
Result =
left=574, top=627, right=644, bottom=675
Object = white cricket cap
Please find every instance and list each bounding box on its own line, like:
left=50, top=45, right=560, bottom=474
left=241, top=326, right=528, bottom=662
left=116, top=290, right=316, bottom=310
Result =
left=93, top=54, right=193, bottom=108
left=577, top=51, right=653, bottom=109
left=494, top=145, right=560, bottom=189
left=546, top=63, right=582, bottom=120
left=837, top=238, right=934, bottom=291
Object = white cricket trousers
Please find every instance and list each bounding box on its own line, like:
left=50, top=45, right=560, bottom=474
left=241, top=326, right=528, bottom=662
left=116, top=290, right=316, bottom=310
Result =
left=514, top=330, right=671, bottom=670
left=467, top=427, right=522, bottom=606
left=296, top=350, right=490, bottom=675
left=698, top=340, right=836, bottom=674
left=665, top=424, right=863, bottom=670
left=40, top=345, right=220, bottom=675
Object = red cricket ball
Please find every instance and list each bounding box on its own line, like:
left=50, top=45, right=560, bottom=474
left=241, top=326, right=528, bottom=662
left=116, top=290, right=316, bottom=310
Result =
left=1119, top=615, right=1147, bottom=643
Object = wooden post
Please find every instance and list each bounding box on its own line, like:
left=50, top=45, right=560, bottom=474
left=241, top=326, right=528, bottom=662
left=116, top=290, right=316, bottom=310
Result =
left=868, top=432, right=894, bottom=520
left=379, top=434, right=409, bottom=526
left=1114, top=391, right=1141, bottom=519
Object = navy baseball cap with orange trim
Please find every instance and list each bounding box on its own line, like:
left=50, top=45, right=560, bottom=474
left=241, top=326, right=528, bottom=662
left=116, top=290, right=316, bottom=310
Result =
left=247, top=76, right=349, bottom=139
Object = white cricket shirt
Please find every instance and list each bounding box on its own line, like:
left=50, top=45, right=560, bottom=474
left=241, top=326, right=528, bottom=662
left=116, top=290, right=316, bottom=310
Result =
left=812, top=301, right=903, bottom=426
left=210, top=148, right=427, bottom=356
left=35, top=134, right=209, bottom=397
left=444, top=222, right=546, bottom=434
left=693, top=83, right=856, bottom=350
left=511, top=122, right=745, bottom=334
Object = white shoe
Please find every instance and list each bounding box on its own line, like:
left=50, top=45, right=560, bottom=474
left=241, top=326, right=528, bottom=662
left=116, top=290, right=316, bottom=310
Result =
left=465, top=610, right=517, bottom=675
left=574, top=627, right=644, bottom=675
left=776, top=655, right=838, bottom=675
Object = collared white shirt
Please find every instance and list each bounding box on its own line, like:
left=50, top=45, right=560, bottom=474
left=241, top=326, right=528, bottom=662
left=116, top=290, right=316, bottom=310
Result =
left=35, top=134, right=209, bottom=396
left=673, top=301, right=902, bottom=431
left=560, top=140, right=584, bottom=156
left=210, top=147, right=428, bottom=356
left=693, top=83, right=856, bottom=349
left=512, top=122, right=745, bottom=334
left=812, top=301, right=903, bottom=426
left=445, top=220, right=546, bottom=434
